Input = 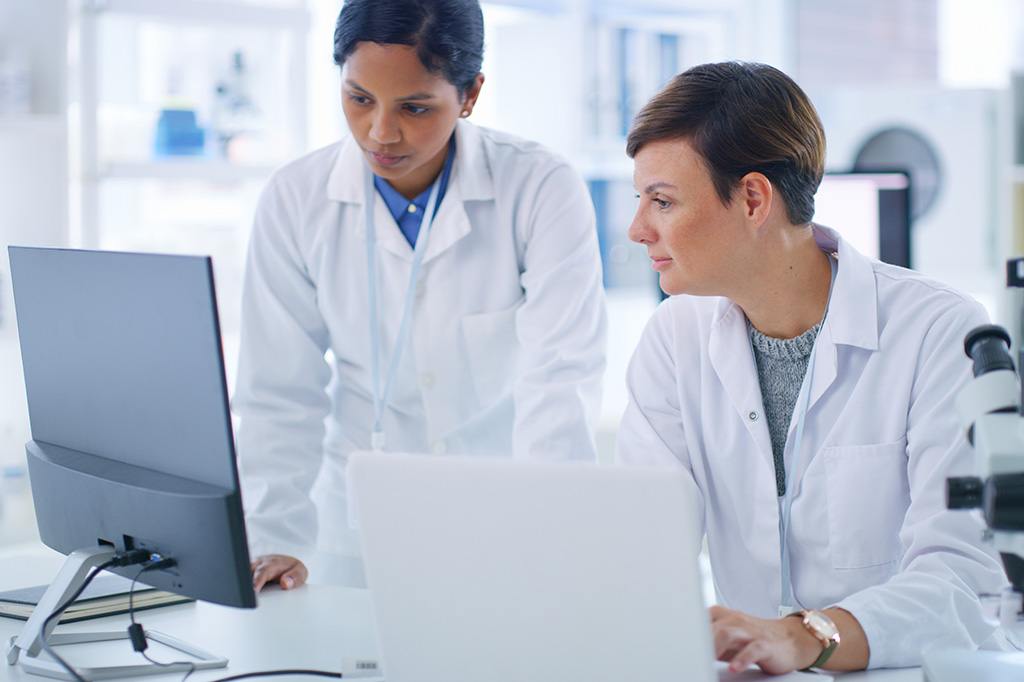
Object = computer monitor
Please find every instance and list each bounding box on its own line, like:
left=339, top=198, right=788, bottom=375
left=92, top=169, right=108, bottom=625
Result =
left=813, top=170, right=912, bottom=268
left=5, top=246, right=255, bottom=679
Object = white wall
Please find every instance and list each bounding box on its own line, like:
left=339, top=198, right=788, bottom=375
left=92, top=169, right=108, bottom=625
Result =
left=0, top=0, right=67, bottom=116
left=0, top=0, right=69, bottom=470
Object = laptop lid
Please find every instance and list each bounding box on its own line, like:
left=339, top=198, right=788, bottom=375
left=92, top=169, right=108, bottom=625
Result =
left=349, top=453, right=715, bottom=682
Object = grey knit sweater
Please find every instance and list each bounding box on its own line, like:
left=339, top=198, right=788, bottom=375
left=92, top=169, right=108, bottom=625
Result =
left=749, top=322, right=821, bottom=497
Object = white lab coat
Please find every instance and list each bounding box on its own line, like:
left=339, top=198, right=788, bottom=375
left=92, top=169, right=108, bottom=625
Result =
left=617, top=226, right=1008, bottom=668
left=234, top=121, right=607, bottom=579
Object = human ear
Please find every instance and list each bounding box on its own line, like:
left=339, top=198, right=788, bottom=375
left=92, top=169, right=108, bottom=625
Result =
left=459, top=73, right=485, bottom=118
left=739, top=172, right=773, bottom=226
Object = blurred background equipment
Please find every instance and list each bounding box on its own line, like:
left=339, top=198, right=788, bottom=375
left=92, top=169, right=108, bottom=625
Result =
left=815, top=87, right=1002, bottom=302
left=153, top=108, right=205, bottom=157
left=813, top=171, right=912, bottom=268
left=0, top=51, right=31, bottom=117
left=210, top=50, right=262, bottom=161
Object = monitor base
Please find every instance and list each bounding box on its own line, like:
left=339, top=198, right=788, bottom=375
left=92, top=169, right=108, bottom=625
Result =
left=5, top=546, right=228, bottom=681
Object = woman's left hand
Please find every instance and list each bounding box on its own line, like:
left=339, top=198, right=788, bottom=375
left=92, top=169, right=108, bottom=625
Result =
left=709, top=605, right=822, bottom=674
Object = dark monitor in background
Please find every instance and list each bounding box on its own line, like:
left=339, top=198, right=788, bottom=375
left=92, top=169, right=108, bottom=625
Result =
left=813, top=170, right=912, bottom=268
left=6, top=247, right=254, bottom=680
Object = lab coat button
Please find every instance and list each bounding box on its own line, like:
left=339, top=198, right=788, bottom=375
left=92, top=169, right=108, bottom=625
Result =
left=432, top=440, right=446, bottom=455
left=748, top=411, right=758, bottom=422
left=420, top=372, right=436, bottom=389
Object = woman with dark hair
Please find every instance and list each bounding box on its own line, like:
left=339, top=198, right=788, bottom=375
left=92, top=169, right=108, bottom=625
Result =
left=618, top=62, right=1006, bottom=673
left=235, top=0, right=606, bottom=592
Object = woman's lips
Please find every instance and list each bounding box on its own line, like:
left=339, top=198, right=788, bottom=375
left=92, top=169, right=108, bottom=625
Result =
left=370, top=151, right=407, bottom=168
left=651, top=257, right=673, bottom=271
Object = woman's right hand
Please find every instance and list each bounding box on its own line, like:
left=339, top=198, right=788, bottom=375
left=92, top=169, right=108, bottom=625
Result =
left=251, top=554, right=309, bottom=592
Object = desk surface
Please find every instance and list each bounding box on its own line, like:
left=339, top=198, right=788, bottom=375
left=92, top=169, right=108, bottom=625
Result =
left=0, top=546, right=920, bottom=682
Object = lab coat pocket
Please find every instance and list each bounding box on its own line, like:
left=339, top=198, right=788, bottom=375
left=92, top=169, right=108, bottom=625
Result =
left=823, top=439, right=909, bottom=570
left=460, top=303, right=521, bottom=409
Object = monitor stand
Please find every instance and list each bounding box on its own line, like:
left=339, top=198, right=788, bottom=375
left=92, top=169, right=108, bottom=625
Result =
left=5, top=546, right=229, bottom=681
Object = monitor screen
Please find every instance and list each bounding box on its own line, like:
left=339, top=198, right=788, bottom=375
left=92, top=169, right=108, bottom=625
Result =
left=813, top=171, right=912, bottom=268
left=8, top=247, right=255, bottom=609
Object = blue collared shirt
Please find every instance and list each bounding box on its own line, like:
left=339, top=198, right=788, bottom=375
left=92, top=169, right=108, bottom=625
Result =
left=373, top=137, right=456, bottom=248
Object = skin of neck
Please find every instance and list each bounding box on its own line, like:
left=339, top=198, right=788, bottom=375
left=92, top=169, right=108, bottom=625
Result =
left=729, top=217, right=833, bottom=340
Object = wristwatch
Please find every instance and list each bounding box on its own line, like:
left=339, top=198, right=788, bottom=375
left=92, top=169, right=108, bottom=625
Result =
left=787, top=609, right=840, bottom=669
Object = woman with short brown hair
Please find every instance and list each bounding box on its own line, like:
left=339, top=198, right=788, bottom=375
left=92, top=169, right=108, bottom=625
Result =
left=617, top=61, right=1007, bottom=674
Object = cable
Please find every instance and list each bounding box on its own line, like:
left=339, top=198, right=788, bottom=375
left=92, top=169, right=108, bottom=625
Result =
left=40, top=550, right=151, bottom=682
left=125, top=559, right=352, bottom=682
left=47, top=553, right=359, bottom=682
left=39, top=559, right=117, bottom=682
left=204, top=659, right=384, bottom=681
left=209, top=671, right=343, bottom=681
left=126, top=557, right=196, bottom=682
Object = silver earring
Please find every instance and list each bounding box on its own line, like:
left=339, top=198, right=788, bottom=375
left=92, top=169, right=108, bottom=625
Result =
left=460, top=110, right=470, bottom=118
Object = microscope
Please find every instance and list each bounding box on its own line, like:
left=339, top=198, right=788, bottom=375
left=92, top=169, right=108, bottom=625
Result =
left=921, top=258, right=1024, bottom=679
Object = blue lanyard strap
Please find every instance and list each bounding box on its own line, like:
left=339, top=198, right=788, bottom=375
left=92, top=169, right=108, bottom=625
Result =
left=778, top=253, right=838, bottom=615
left=364, top=164, right=442, bottom=451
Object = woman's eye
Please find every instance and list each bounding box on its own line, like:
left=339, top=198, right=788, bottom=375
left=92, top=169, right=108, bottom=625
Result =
left=348, top=94, right=371, bottom=105
left=654, top=198, right=671, bottom=209
left=404, top=104, right=429, bottom=115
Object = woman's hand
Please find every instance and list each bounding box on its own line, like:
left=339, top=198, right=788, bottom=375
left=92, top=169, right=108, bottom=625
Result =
left=251, top=554, right=309, bottom=592
left=709, top=606, right=821, bottom=674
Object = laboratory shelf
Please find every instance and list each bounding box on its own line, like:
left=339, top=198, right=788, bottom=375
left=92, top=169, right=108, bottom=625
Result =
left=83, top=0, right=308, bottom=29
left=98, top=160, right=278, bottom=182
left=0, top=115, right=65, bottom=134
left=72, top=0, right=309, bottom=247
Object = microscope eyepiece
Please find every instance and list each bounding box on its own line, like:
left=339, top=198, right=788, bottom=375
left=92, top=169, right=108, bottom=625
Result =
left=963, top=324, right=1015, bottom=377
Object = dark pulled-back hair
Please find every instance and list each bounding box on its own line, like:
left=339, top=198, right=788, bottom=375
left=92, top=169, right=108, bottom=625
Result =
left=333, top=0, right=484, bottom=96
left=627, top=62, right=826, bottom=225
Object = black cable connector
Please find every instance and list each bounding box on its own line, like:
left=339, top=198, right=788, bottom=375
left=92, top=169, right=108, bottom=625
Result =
left=128, top=622, right=148, bottom=652
left=111, top=549, right=153, bottom=567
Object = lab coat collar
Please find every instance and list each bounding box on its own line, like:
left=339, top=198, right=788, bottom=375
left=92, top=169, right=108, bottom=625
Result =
left=709, top=224, right=880, bottom=352
left=450, top=120, right=496, bottom=202
left=325, top=121, right=492, bottom=263
left=708, top=302, right=771, bottom=463
left=812, top=224, right=880, bottom=352
left=326, top=134, right=366, bottom=204
left=706, top=224, right=880, bottom=472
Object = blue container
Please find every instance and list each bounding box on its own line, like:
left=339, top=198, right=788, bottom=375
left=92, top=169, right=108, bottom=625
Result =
left=154, top=108, right=206, bottom=157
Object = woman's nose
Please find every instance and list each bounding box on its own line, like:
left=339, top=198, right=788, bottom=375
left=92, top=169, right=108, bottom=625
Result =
left=369, top=111, right=401, bottom=145
left=627, top=212, right=653, bottom=245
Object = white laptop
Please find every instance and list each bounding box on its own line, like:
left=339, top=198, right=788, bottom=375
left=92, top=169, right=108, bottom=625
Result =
left=348, top=453, right=829, bottom=682
left=348, top=452, right=711, bottom=682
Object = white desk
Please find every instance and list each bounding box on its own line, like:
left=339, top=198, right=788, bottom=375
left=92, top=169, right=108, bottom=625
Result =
left=0, top=546, right=920, bottom=682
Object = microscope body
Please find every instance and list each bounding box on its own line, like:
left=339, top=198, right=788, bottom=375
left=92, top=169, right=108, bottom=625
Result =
left=920, top=325, right=1024, bottom=680
left=964, top=410, right=1024, bottom=634
left=946, top=324, right=1024, bottom=647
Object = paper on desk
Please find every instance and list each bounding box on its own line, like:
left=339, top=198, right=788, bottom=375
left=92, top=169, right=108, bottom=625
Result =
left=715, top=661, right=833, bottom=681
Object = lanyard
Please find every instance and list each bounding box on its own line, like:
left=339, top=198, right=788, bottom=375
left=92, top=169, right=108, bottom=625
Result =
left=777, top=253, right=838, bottom=617
left=364, top=163, right=442, bottom=452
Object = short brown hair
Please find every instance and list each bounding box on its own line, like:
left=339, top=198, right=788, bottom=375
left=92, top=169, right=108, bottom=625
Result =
left=626, top=62, right=826, bottom=225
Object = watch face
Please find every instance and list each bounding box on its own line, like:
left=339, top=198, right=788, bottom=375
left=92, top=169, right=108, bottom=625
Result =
left=805, top=611, right=839, bottom=639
